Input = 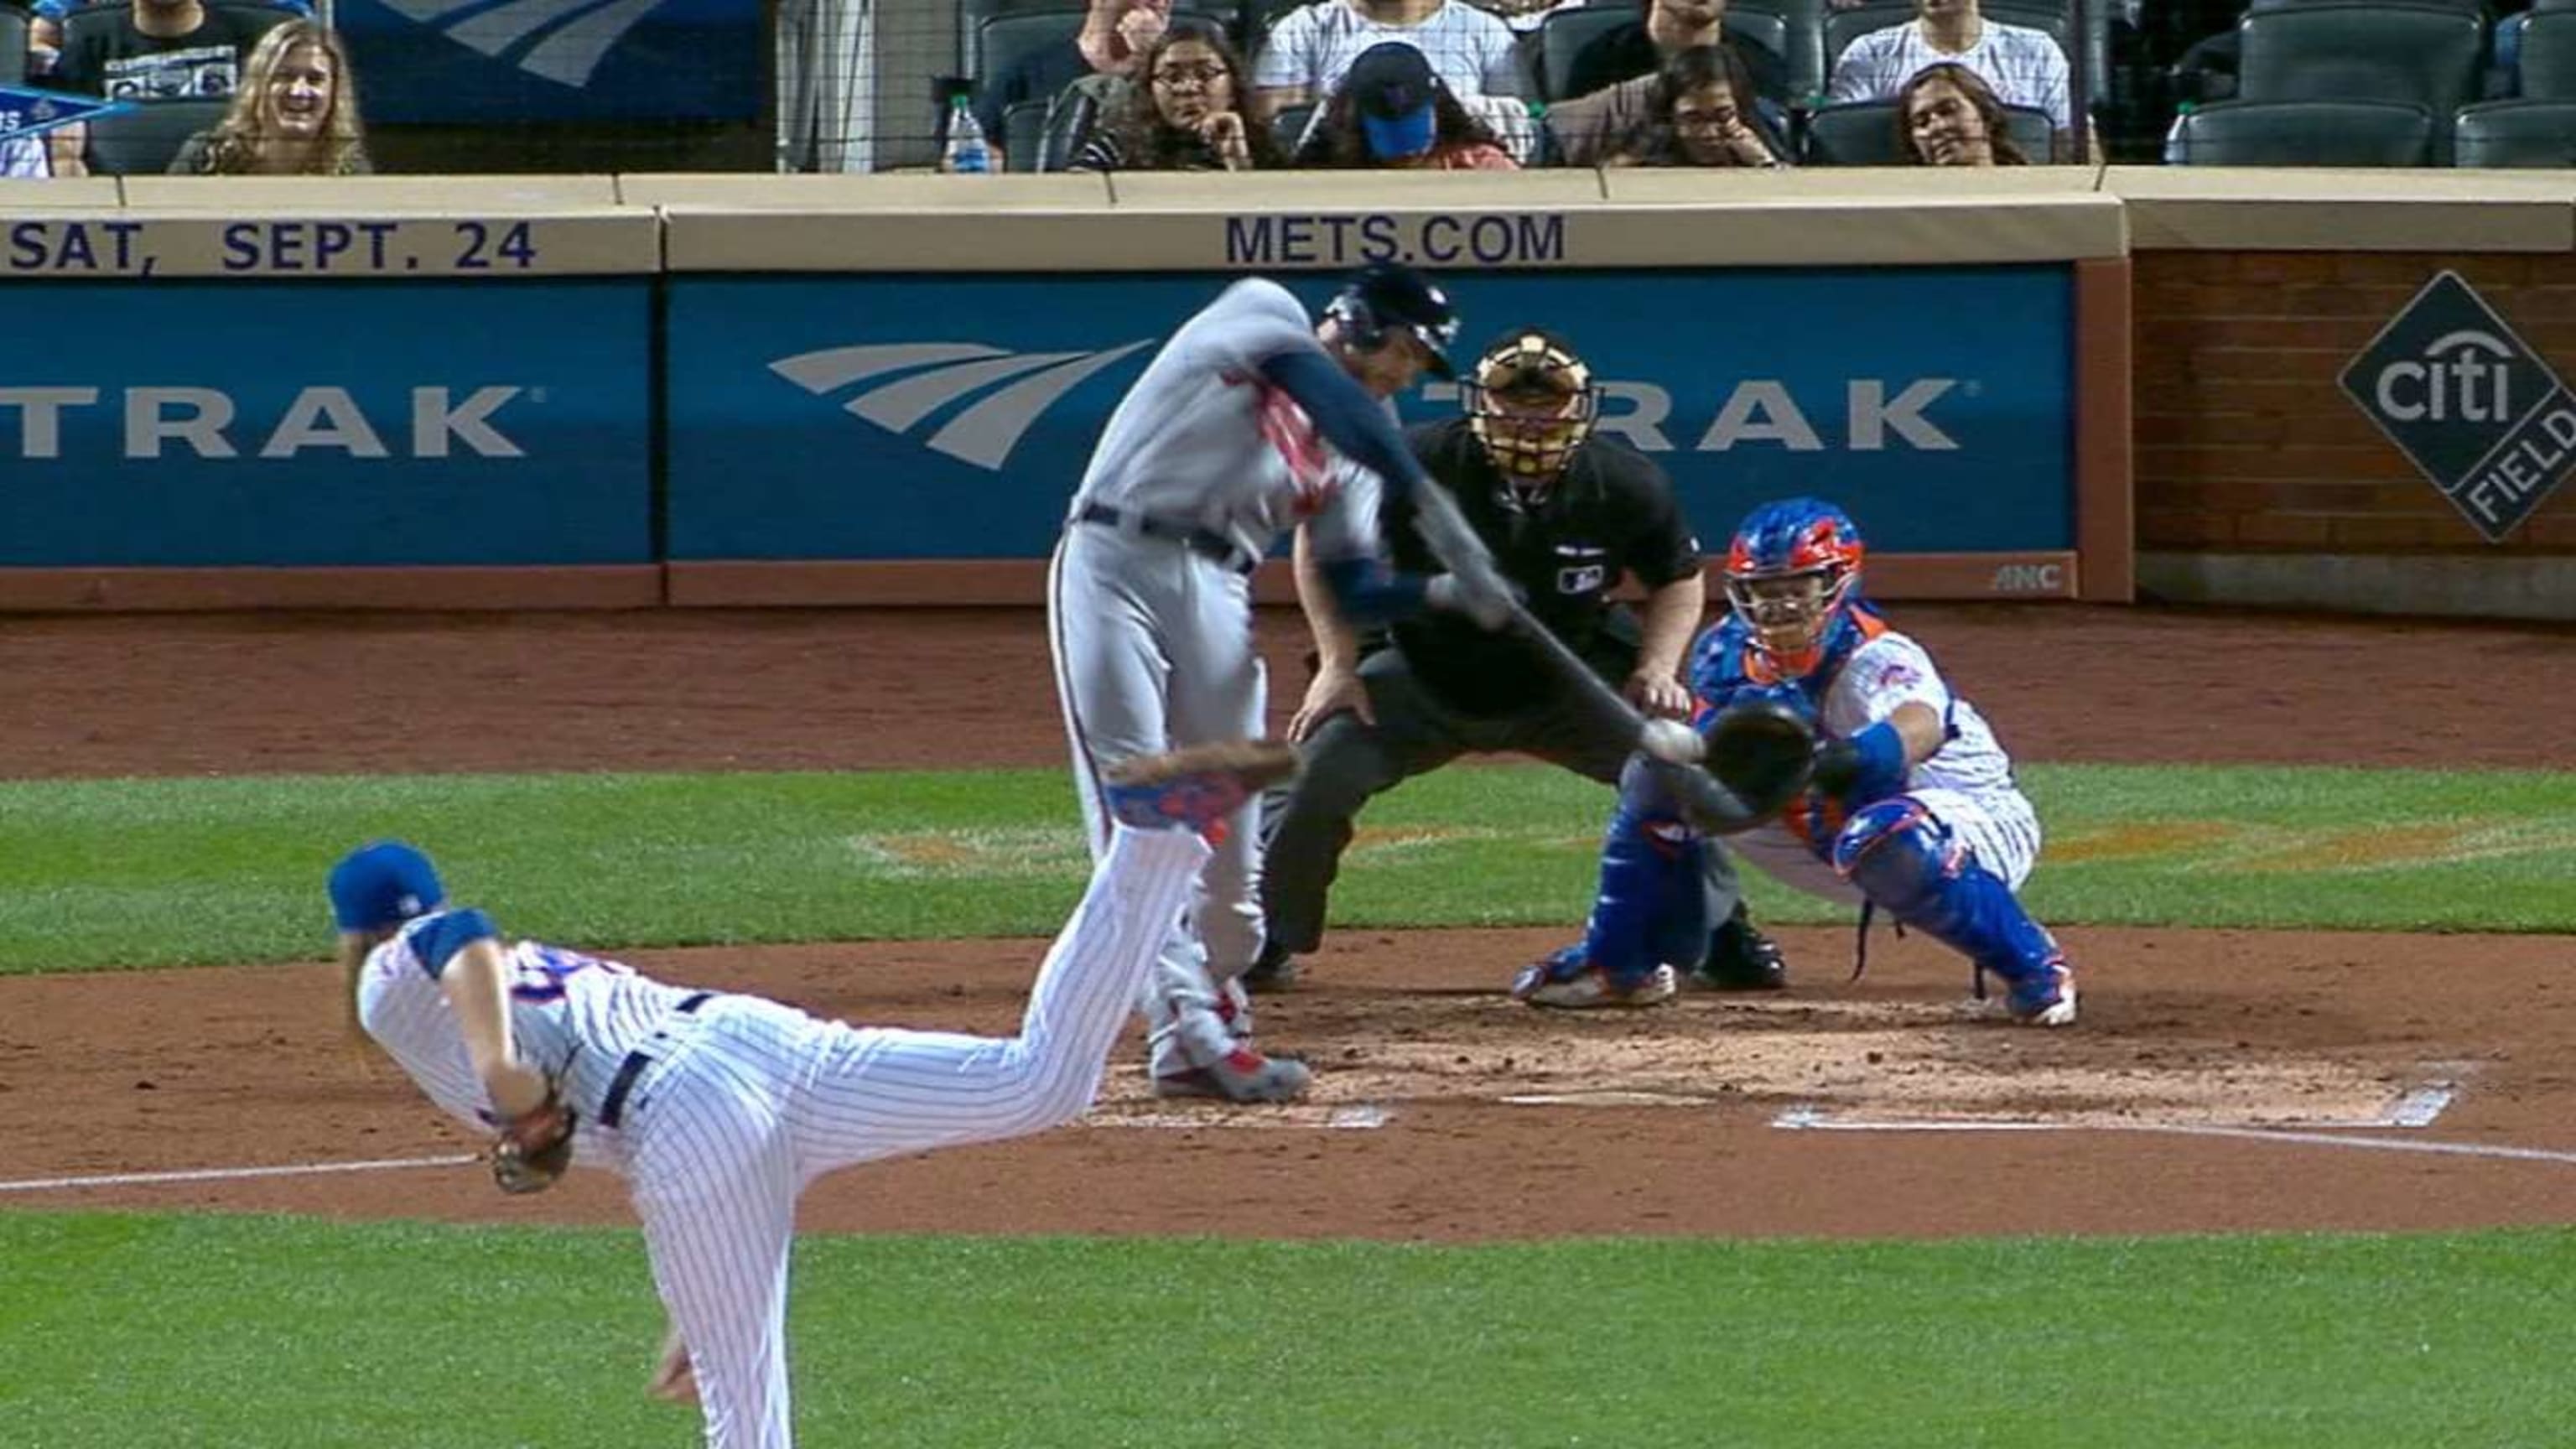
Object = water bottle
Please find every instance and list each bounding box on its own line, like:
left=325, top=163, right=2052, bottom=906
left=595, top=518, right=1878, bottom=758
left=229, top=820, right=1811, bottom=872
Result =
left=944, top=94, right=993, bottom=174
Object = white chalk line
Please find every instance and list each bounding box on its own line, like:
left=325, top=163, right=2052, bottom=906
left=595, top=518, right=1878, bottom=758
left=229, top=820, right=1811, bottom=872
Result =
left=0, top=1153, right=479, bottom=1194
left=0, top=1106, right=1400, bottom=1193
left=1769, top=1078, right=2576, bottom=1164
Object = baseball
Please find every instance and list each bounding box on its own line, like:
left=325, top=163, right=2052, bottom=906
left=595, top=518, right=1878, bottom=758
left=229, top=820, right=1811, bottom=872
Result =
left=1640, top=718, right=1705, bottom=766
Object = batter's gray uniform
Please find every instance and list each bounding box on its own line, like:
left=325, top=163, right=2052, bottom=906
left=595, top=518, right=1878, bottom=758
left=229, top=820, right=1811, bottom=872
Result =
left=1048, top=278, right=1393, bottom=1079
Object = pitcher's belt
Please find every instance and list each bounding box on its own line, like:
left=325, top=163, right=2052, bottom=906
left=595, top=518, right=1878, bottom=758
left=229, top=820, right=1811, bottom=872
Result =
left=599, top=990, right=713, bottom=1130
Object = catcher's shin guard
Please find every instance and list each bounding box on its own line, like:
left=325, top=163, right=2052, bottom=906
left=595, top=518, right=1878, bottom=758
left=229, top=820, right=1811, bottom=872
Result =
left=1831, top=797, right=2074, bottom=1026
left=1575, top=756, right=1715, bottom=987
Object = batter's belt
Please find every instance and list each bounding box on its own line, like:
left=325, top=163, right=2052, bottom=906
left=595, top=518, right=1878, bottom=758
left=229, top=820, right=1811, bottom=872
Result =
left=1072, top=501, right=1259, bottom=575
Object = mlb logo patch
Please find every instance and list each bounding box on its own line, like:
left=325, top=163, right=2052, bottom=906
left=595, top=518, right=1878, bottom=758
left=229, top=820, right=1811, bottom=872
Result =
left=1557, top=564, right=1607, bottom=595
left=2340, top=271, right=2576, bottom=543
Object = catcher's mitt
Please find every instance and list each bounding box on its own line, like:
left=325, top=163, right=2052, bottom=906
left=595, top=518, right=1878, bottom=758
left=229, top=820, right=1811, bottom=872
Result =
left=1699, top=697, right=1818, bottom=826
left=490, top=1094, right=576, bottom=1196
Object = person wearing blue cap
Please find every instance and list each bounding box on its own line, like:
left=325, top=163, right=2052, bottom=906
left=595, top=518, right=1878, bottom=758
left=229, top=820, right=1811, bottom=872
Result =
left=329, top=740, right=1296, bottom=1449
left=1295, top=42, right=1517, bottom=169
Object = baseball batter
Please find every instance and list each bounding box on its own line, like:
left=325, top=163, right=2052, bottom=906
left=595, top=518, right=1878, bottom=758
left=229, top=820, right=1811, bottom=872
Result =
left=1521, top=497, right=2078, bottom=1025
left=1050, top=262, right=1514, bottom=1102
left=333, top=741, right=1298, bottom=1449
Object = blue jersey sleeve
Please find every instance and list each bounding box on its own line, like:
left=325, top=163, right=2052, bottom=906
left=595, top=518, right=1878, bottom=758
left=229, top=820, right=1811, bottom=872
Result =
left=409, top=908, right=499, bottom=979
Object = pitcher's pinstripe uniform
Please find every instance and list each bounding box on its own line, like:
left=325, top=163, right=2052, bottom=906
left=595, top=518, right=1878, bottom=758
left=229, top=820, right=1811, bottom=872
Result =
left=354, top=823, right=1210, bottom=1449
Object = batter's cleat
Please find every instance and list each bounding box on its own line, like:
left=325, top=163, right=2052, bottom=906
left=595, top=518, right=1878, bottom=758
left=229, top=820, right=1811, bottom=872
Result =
left=1152, top=1046, right=1315, bottom=1104
left=1512, top=946, right=1678, bottom=1010
left=1104, top=741, right=1301, bottom=839
left=1689, top=905, right=1789, bottom=992
left=1240, top=942, right=1299, bottom=995
left=2007, top=963, right=2079, bottom=1027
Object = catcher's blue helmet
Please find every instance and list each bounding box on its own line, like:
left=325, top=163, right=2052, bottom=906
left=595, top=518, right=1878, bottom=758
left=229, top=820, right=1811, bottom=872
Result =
left=1725, top=498, right=1866, bottom=678
left=1326, top=262, right=1460, bottom=377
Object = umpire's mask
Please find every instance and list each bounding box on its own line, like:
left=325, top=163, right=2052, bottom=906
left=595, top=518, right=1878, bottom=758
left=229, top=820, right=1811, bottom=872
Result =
left=1464, top=329, right=1599, bottom=497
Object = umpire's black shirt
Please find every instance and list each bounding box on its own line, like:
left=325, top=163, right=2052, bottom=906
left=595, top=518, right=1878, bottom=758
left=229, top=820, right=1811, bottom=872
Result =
left=1377, top=418, right=1703, bottom=715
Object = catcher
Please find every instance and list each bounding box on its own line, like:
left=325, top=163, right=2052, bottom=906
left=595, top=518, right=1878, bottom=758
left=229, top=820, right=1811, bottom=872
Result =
left=1515, top=496, right=2079, bottom=1026
left=1255, top=325, right=1789, bottom=1002
left=327, top=739, right=1299, bottom=1449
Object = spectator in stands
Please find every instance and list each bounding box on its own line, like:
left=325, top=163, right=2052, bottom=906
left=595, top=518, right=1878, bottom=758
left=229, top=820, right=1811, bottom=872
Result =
left=29, top=0, right=66, bottom=74
left=3, top=137, right=53, bottom=179
left=1558, top=0, right=1789, bottom=114
left=1293, top=37, right=1517, bottom=167
left=1601, top=45, right=1784, bottom=166
left=1252, top=0, right=1521, bottom=126
left=1072, top=29, right=1279, bottom=169
left=168, top=19, right=371, bottom=174
left=1896, top=61, right=2028, bottom=165
left=972, top=0, right=1169, bottom=156
left=1826, top=0, right=2070, bottom=154
left=1545, top=0, right=1788, bottom=165
left=54, top=0, right=285, bottom=101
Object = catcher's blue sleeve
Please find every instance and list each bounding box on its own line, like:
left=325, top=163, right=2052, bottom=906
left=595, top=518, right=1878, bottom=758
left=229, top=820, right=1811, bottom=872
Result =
left=1576, top=756, right=1715, bottom=984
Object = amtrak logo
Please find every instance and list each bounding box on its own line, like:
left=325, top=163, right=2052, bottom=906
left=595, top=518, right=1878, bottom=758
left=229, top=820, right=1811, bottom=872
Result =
left=769, top=340, right=1155, bottom=471
left=380, top=0, right=671, bottom=86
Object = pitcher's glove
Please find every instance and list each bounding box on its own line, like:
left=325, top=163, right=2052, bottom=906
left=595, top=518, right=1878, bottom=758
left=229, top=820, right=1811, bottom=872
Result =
left=491, top=1093, right=577, bottom=1196
left=1699, top=698, right=1819, bottom=825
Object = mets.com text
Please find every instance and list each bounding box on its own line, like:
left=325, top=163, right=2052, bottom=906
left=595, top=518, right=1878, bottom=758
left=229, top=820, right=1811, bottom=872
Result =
left=1223, top=213, right=1568, bottom=268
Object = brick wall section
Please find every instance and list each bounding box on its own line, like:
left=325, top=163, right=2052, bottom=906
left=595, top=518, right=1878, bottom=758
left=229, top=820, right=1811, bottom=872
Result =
left=2133, top=251, right=2576, bottom=553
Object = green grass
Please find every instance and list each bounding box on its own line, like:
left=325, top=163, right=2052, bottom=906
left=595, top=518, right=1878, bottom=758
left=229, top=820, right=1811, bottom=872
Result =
left=8, top=1211, right=2576, bottom=1447
left=3, top=763, right=2573, bottom=974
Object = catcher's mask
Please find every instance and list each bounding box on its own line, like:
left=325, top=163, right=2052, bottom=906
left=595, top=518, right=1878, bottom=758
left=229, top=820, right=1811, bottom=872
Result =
left=1724, top=497, right=1864, bottom=678
left=1325, top=262, right=1460, bottom=378
left=1463, top=328, right=1598, bottom=491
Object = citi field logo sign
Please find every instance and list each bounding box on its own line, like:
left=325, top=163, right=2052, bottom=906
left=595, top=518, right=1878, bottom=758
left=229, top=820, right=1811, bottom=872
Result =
left=377, top=0, right=673, bottom=86
left=2341, top=271, right=2576, bottom=543
left=770, top=341, right=1155, bottom=471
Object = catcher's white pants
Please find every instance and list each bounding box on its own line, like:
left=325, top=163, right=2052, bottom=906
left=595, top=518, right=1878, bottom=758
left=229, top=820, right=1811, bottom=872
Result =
left=1730, top=784, right=2044, bottom=901
left=1047, top=521, right=1269, bottom=1077
left=616, top=824, right=1208, bottom=1449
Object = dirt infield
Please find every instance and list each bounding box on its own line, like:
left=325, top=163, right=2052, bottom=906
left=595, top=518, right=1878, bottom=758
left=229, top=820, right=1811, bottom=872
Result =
left=3, top=603, right=2573, bottom=1240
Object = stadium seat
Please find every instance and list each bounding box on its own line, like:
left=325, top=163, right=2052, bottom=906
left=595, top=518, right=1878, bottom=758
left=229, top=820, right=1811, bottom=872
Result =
left=1002, top=96, right=1048, bottom=172
left=1734, top=0, right=1827, bottom=106
left=2520, top=10, right=2576, bottom=100
left=1802, top=99, right=1903, bottom=163
left=1540, top=3, right=1644, bottom=101
left=1802, top=96, right=2053, bottom=163
left=2235, top=3, right=2484, bottom=117
left=2452, top=98, right=2576, bottom=164
left=973, top=9, right=1085, bottom=106
left=2163, top=96, right=2433, bottom=164
left=1270, top=99, right=1314, bottom=157
left=82, top=96, right=226, bottom=174
left=3, top=3, right=29, bottom=88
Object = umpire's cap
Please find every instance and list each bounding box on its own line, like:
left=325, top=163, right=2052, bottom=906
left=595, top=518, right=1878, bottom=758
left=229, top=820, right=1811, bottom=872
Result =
left=1327, top=262, right=1461, bottom=377
left=330, top=839, right=447, bottom=932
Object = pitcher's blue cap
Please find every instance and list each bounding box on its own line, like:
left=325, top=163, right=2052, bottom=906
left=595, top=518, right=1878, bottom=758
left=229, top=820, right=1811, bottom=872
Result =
left=329, top=840, right=445, bottom=932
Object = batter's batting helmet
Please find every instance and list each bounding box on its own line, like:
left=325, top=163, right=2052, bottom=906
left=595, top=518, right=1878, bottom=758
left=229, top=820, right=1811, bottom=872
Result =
left=1325, top=262, right=1460, bottom=377
left=1463, top=327, right=1599, bottom=487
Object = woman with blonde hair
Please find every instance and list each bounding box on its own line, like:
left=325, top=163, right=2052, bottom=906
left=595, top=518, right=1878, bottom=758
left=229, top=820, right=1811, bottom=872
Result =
left=169, top=19, right=373, bottom=175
